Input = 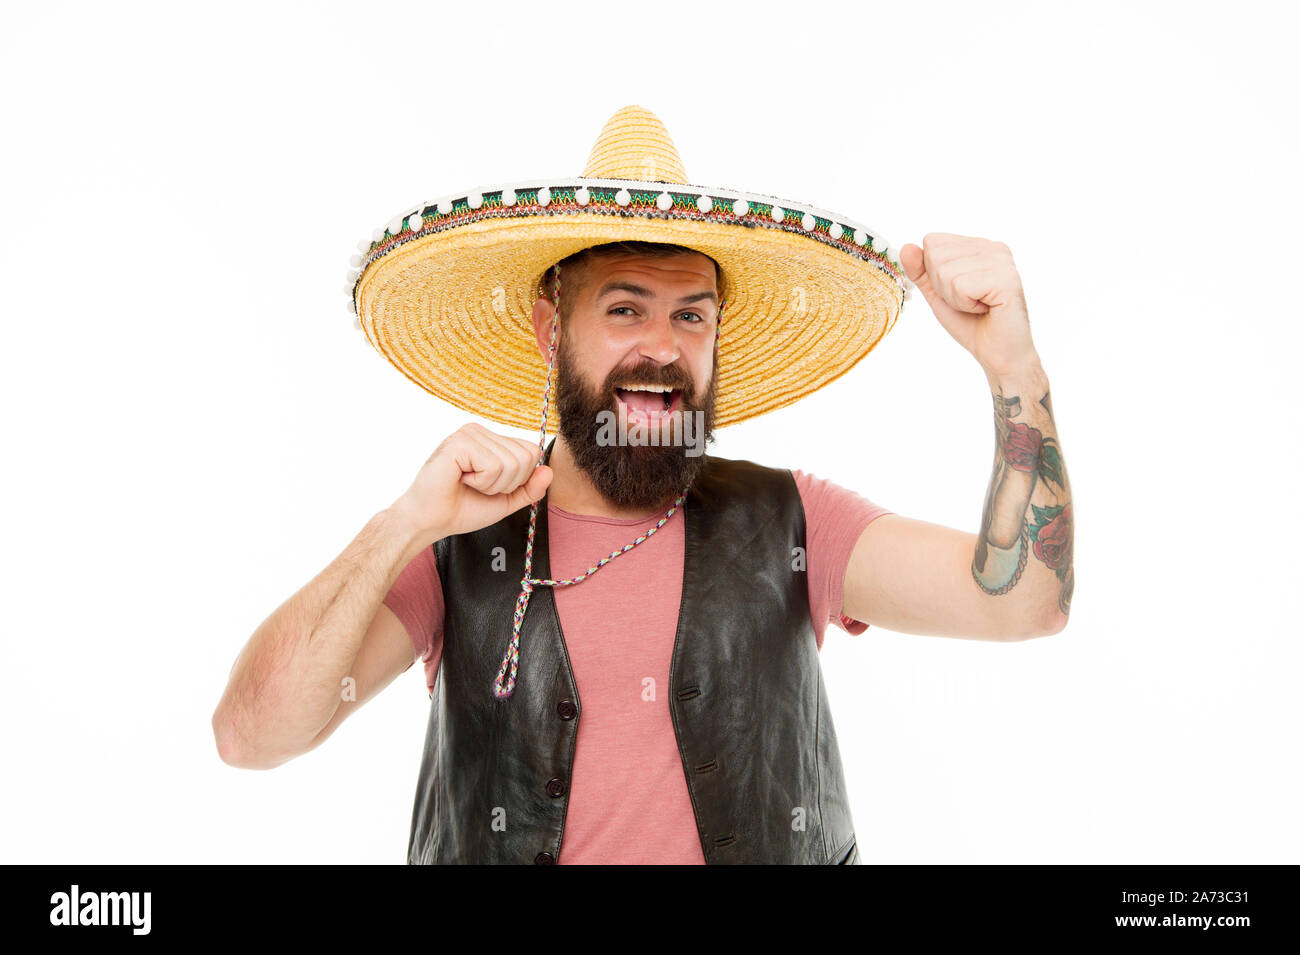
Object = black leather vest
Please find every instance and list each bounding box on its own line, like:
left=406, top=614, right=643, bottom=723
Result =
left=407, top=454, right=859, bottom=864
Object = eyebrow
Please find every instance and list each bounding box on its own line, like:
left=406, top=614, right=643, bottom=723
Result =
left=594, top=280, right=718, bottom=306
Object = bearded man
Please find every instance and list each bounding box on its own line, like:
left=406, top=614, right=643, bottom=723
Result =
left=212, top=107, right=1074, bottom=865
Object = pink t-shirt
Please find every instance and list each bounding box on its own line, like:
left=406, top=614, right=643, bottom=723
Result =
left=383, top=468, right=891, bottom=864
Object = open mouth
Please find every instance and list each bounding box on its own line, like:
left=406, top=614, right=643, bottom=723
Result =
left=614, top=385, right=683, bottom=424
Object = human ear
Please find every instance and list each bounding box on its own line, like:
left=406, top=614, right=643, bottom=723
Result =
left=531, top=296, right=559, bottom=362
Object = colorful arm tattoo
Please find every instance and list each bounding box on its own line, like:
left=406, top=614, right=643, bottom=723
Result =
left=972, top=383, right=1074, bottom=616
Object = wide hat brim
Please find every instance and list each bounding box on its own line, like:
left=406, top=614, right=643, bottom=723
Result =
left=347, top=110, right=912, bottom=430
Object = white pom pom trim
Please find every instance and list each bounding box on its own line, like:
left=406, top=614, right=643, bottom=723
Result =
left=357, top=180, right=908, bottom=301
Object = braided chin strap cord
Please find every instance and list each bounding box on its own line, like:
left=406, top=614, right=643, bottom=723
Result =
left=492, top=262, right=725, bottom=700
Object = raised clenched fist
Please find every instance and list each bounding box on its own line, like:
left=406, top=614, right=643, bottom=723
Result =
left=391, top=423, right=553, bottom=542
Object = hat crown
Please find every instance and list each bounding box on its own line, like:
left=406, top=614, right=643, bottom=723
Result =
left=581, top=105, right=689, bottom=184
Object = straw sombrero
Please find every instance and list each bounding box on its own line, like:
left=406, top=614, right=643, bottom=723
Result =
left=345, top=104, right=913, bottom=429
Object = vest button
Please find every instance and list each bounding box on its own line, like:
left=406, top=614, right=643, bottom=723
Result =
left=556, top=699, right=577, bottom=720
left=545, top=777, right=566, bottom=798
left=534, top=852, right=555, bottom=865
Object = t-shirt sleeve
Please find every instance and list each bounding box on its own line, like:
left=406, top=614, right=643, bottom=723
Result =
left=792, top=469, right=893, bottom=649
left=382, top=545, right=446, bottom=695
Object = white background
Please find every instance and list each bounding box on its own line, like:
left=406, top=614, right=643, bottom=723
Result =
left=2, top=0, right=1295, bottom=864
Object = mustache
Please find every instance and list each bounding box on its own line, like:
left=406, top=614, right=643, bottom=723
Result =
left=602, top=360, right=697, bottom=398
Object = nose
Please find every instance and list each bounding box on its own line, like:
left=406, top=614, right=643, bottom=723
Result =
left=636, top=312, right=679, bottom=366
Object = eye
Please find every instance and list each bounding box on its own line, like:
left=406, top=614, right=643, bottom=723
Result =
left=609, top=306, right=637, bottom=316
left=677, top=311, right=704, bottom=323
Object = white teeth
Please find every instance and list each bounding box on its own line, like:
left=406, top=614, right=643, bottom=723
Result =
left=618, top=385, right=673, bottom=393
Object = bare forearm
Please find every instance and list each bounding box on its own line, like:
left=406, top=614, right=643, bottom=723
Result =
left=213, top=506, right=435, bottom=768
left=971, top=358, right=1074, bottom=635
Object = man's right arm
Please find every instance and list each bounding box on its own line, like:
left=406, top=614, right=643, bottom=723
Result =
left=210, top=423, right=552, bottom=770
left=211, top=506, right=437, bottom=769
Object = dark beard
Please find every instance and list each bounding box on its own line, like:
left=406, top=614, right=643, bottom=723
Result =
left=554, top=342, right=717, bottom=511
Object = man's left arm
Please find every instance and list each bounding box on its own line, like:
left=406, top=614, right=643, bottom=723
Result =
left=842, top=233, right=1073, bottom=640
left=971, top=357, right=1073, bottom=630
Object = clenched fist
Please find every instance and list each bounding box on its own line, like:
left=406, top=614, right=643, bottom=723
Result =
left=390, top=423, right=553, bottom=543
